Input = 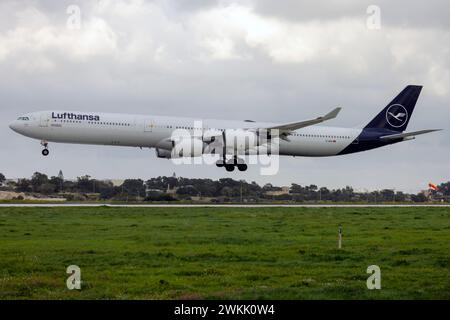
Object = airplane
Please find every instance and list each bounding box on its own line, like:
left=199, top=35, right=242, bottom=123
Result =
left=9, top=85, right=441, bottom=172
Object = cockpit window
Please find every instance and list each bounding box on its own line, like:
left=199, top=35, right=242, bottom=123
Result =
left=17, top=117, right=30, bottom=121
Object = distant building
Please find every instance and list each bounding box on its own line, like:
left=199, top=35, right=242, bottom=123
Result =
left=422, top=189, right=446, bottom=202
left=105, top=179, right=125, bottom=187
left=166, top=184, right=178, bottom=195
left=5, top=179, right=19, bottom=185
left=145, top=188, right=164, bottom=197
left=265, top=186, right=290, bottom=197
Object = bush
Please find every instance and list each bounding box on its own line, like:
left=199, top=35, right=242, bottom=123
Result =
left=144, top=194, right=176, bottom=202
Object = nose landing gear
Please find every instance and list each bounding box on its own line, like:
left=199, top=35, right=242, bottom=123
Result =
left=41, top=140, right=49, bottom=156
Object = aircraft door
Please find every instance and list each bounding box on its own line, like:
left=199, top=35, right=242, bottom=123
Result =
left=40, top=113, right=50, bottom=127
left=144, top=119, right=154, bottom=132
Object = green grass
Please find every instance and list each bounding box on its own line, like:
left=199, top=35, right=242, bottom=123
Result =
left=0, top=207, right=448, bottom=299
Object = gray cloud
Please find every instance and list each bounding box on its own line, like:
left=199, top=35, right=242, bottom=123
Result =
left=253, top=0, right=450, bottom=29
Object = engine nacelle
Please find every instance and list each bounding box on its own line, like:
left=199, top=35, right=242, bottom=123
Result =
left=171, top=138, right=205, bottom=158
left=155, top=148, right=172, bottom=159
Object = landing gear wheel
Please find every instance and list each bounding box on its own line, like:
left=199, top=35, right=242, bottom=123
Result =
left=40, top=140, right=49, bottom=157
left=216, top=160, right=225, bottom=168
left=225, top=164, right=235, bottom=172
left=237, top=164, right=248, bottom=171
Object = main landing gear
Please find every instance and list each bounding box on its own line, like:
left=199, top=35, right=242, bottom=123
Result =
left=41, top=140, right=49, bottom=156
left=216, top=156, right=248, bottom=172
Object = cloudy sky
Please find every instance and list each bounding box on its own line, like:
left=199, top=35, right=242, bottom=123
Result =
left=0, top=0, right=449, bottom=192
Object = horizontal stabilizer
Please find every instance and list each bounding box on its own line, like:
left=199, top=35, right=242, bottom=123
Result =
left=380, top=129, right=442, bottom=141
left=267, top=107, right=341, bottom=132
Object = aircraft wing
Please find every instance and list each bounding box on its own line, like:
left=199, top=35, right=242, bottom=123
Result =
left=266, top=107, right=342, bottom=133
left=380, top=129, right=442, bottom=141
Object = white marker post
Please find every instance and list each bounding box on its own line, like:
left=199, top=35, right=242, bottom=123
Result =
left=338, top=225, right=343, bottom=249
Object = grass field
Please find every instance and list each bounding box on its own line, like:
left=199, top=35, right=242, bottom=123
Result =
left=0, top=206, right=448, bottom=299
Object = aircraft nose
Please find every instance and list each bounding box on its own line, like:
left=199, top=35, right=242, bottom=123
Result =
left=9, top=120, right=18, bottom=132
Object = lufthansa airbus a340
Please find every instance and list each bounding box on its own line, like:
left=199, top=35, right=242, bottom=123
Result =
left=9, top=85, right=441, bottom=172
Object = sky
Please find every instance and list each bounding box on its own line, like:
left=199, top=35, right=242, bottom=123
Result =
left=0, top=0, right=449, bottom=192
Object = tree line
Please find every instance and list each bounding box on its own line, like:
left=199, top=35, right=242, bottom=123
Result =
left=0, top=171, right=448, bottom=203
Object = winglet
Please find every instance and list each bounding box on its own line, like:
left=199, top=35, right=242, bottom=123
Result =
left=322, top=107, right=341, bottom=121
left=267, top=107, right=343, bottom=132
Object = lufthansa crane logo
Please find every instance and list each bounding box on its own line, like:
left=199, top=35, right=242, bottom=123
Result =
left=386, top=104, right=408, bottom=128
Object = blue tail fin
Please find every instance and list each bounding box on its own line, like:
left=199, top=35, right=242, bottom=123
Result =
left=365, top=85, right=422, bottom=132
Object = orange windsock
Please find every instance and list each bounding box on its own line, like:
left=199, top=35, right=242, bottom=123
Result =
left=428, top=182, right=438, bottom=191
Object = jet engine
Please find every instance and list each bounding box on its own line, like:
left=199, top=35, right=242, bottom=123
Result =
left=155, top=148, right=172, bottom=159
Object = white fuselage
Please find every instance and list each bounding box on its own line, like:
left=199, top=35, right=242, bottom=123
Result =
left=9, top=111, right=362, bottom=157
